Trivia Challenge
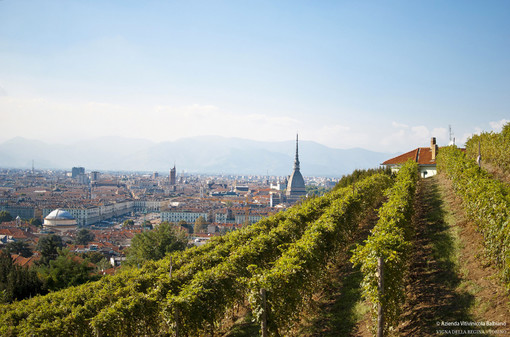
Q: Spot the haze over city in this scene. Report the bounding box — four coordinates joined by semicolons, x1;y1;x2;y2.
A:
1;1;509;154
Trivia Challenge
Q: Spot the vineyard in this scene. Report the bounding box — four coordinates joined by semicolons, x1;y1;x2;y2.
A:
0;172;394;337
1;125;510;336
465;123;510;175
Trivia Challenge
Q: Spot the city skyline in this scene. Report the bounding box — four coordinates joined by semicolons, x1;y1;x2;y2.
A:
1;1;509;153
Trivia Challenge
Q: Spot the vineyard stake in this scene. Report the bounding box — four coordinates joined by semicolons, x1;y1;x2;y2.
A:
175;307;180;337
261;288;268;337
377;256;384;337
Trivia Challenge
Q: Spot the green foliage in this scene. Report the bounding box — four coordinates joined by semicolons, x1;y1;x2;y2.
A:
437;145;510;286
0;251;44;303
0;173;392;336
351;160;419;334
193;216;207;234
466;121;510;173
333;167;393;191
123;219;134;228
4;241;33;258
0;211;13;223
82;251;105;264
305;184;330;197
37;250;97;291
126;222;188;266
29;218;42;227
95;258;111;272
249;174;393;335
36;234;63;266
75;229;95;245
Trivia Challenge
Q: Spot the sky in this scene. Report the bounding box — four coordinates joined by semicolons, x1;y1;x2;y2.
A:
0;0;509;153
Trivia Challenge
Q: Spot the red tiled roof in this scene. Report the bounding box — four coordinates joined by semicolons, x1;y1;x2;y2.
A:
0;228;38;240
382;147;437;166
11;254;40;267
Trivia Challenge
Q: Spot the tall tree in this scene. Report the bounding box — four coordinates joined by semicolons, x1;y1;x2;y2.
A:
0;211;12;223
29;218;42;227
38;250;96;291
126;222;188;266
123;219;134;228
75;229;95;245
4;241;33;258
36;234;63;266
193;216;208;234
0;251;44;303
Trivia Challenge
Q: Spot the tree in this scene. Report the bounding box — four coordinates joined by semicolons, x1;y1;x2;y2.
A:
143;220;153;230
0;211;12;223
193;216;208;234
126;222;188;266
4;241;33;258
123;219;134;228
37;250;96;291
0;251;44;303
29;218;42;227
95;258;111;272
75;229;94;245
36;234;63;266
82;251;105;264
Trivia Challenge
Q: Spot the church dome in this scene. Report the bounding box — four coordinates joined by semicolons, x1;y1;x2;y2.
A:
45;209;75;220
288;170;305;191
44;209;77;231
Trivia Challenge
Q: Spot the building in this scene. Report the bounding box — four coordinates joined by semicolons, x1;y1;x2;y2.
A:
169;165;176;185
43;209;78;232
160;210;209;224
0;205;35;220
285;134;307;204
90;171;101;181
382;137;441;178
72;167;85;178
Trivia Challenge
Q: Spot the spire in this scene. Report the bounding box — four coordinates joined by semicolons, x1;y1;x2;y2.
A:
294;133;300;171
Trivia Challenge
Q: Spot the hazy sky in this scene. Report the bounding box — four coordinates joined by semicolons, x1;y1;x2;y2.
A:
1;1;509;152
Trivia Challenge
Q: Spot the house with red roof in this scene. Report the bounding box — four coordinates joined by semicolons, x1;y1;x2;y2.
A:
382;137;441;178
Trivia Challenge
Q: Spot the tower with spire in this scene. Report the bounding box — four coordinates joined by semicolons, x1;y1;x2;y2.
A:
285;134;306;204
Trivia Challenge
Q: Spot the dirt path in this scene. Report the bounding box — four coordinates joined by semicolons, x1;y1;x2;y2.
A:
399;175;510;336
292;208;380;337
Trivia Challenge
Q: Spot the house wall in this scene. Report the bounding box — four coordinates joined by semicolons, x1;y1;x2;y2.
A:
419;166;437;178
386;164;437;178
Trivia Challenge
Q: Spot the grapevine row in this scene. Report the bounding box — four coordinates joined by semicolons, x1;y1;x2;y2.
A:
351;160;419;334
248;174;393;335
89;182;362;336
437;146;510;285
0;171;385;336
465;122;510;173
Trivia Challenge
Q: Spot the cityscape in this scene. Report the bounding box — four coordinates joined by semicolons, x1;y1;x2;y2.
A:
0;135;335;269
1;1;509;336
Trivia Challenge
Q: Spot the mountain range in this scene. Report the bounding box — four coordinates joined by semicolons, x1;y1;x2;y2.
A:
0;136;394;177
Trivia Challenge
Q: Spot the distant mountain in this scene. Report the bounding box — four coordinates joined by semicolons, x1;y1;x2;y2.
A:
0;136;393;177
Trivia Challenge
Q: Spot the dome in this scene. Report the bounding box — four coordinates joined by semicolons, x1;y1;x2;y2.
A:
45;209;75;220
287;170;305;192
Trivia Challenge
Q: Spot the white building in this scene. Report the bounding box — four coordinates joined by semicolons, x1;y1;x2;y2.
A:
43;209;78;232
161;211;209;223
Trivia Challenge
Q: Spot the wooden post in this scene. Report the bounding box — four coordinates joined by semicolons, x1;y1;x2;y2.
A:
377;257;384;337
477;140;482;169
175;307;179;337
260;288;268;337
169;256;173;279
